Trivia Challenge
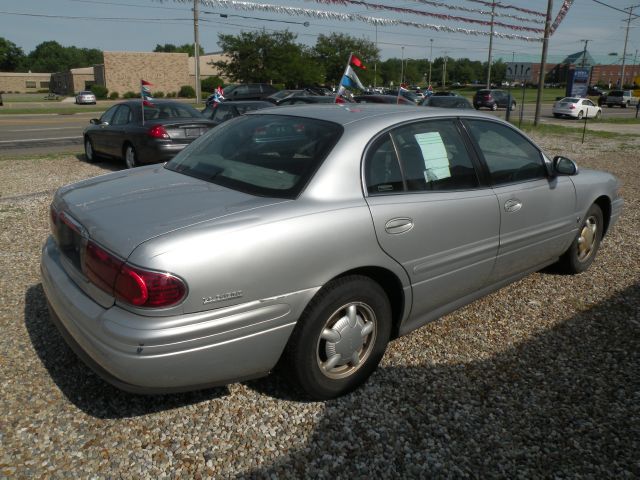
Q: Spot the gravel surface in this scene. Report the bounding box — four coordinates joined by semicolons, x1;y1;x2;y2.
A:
1;133;639;479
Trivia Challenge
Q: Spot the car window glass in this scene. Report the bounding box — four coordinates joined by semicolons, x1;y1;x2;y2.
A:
212;105;235;123
248;85;261;94
466;120;546;185
365;134;404;194
389;120;479;192
100;105;118;124
166;115;343;199
585;99;595;106
111;105;131;125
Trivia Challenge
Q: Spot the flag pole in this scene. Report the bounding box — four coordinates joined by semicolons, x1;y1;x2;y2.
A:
140;79;145;126
336;52;354;104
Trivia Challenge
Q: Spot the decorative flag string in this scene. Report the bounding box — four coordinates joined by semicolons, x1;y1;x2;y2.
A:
166;0;545;41
550;0;574;35
337;53;366;101
141;79;155;125
463;0;546;18
407;0;543;23
307;0;543;28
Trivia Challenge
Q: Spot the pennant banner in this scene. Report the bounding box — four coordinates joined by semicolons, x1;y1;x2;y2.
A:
464;0;546;18
167;0;545;41
550;0;575;35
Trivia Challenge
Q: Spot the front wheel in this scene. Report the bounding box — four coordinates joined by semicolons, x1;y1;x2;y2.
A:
558;204;603;274
124;144;138;169
283;276;391;400
84;137;97;163
595;110;602;119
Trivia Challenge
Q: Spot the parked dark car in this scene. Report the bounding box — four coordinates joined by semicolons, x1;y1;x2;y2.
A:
387;89;421;104
83;100;215;168
277;96;350;105
354;94;415;105
587;85;605;96
473;89;516;111
431;91;461;97
219;83;279;102
420;96;473;109
266;89;319;105
201;100;274;126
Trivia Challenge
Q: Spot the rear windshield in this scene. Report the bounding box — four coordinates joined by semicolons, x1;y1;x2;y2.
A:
165;114;343;199
477;90;491;95
562;98;579;102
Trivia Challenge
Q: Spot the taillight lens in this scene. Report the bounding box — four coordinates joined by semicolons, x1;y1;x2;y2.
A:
335;97;345;104
148;125;170;139
569;104;576;110
82;239;186;308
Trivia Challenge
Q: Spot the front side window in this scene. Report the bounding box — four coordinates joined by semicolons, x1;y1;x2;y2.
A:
100;105;118;124
465;119;546;186
111;105;132;125
166;115;343;199
365;119;479;194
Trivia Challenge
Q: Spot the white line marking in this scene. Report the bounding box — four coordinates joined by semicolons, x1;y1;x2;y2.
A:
0;136;82;144
7;127;83;132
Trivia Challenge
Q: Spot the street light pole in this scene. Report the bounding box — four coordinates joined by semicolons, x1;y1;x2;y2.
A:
428;39;433;87
621;5;639;88
534;0;553;126
400;46;405;85
193;0;201;104
486;1;496;88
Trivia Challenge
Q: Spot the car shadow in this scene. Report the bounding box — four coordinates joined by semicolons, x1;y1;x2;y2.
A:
74;153;123;172
24;284;229;419
244;282;640;477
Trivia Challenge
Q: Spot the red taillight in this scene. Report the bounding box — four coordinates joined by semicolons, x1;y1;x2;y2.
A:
83;240;186;308
569;104;576;110
336;97;345;104
115;264;186;308
148;125;170;139
84;241;124;294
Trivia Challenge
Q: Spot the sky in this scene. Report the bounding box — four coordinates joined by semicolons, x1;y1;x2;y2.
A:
1;0;639;66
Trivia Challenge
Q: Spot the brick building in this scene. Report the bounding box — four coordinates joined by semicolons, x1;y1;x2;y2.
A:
50;67;95;95
0;72;51;93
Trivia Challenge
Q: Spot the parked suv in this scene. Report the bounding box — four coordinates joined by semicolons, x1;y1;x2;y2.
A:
601;89;639;108
473;89;516;111
221;83;278;101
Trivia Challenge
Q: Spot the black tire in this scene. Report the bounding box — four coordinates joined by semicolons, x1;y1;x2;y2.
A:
553;113;561;118
283;275;391;400
577;110;583;120
84;137;97;163
558;204;603;274
595;110;602;119
124;144;138;169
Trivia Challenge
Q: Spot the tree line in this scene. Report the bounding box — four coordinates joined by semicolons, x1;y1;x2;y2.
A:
0;33;505;87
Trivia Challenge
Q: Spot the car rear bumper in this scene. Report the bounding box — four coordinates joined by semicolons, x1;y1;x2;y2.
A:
40;237;315;393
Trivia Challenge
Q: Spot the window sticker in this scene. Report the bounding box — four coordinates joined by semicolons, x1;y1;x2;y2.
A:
415;132;451;181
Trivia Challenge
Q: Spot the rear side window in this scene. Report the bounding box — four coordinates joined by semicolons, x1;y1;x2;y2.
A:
365;119;479;195
465;120;546;186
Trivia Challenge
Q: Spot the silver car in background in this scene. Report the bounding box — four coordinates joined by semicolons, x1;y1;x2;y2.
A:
41;106;623;400
75;90;96;105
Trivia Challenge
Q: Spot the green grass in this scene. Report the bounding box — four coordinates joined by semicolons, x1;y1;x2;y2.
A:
515;121;633;139
592;116;640;124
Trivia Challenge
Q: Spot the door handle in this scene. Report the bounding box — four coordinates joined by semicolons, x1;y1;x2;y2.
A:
504;199;523;213
384;217;414;234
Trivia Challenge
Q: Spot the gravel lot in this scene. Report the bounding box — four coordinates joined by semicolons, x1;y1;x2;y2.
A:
1;131;639;478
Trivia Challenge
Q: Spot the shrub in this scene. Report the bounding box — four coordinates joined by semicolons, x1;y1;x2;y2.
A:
90;85;109;100
178;85;196;98
123;91;138;99
166;91;176;98
201;76;225;94
109;91;119;100
154;91;165;98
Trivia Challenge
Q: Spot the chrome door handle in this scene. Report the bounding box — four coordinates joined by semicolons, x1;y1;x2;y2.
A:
504;199;522;213
384;217;414;234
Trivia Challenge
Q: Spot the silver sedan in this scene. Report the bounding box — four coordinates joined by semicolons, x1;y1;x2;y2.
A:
41;106;623;399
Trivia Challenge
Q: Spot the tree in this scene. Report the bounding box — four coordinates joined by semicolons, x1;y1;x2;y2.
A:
214;30;323;87
24;41;103;73
313;33;379;87
0;38;25;72
154;43;204;57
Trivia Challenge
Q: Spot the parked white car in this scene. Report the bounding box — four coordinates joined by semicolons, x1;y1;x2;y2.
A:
75;91;96;105
552;97;601;119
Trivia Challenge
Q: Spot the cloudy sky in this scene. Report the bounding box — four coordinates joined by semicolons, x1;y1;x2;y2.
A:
1;0;638;65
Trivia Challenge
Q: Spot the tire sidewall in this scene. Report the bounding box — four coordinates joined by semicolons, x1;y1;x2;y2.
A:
125;144;137;169
84;137;95;163
566;204;603;273
286;276;391;400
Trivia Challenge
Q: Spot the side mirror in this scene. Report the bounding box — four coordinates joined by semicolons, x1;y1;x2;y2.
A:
553;156;578;176
89;118;101;125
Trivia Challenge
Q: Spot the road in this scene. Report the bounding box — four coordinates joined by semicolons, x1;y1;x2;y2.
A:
0;104;637;156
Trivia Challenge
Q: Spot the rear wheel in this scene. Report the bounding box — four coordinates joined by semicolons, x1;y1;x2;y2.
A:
577;110;583;120
558;204;603;274
283;275;391;400
124;144;138;169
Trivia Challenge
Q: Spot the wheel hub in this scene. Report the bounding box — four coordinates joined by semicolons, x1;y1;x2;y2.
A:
317;303;376;379
577;216;597;261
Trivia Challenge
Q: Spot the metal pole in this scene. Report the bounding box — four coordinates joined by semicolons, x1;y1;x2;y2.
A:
621;6;639;88
400;46;405;85
486;1;496;88
534;0;553;126
442;53;447;88
374;23;378;89
193;0;201;104
428;39;433;87
580;39;589;67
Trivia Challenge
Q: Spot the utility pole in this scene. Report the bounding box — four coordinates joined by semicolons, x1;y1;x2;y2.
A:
400;46;405;85
374;23;378;88
193;0;201;104
442;52;448;88
428;39;433;86
486;1;496;88
580;39;590;67
621;5;639;88
534;0;553;126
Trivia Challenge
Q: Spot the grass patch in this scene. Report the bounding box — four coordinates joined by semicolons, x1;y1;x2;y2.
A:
515;121;633;139
0;107;105;115
593;117;640;124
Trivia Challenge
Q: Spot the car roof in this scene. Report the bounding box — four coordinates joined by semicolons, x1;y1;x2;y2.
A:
251;104;499;129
